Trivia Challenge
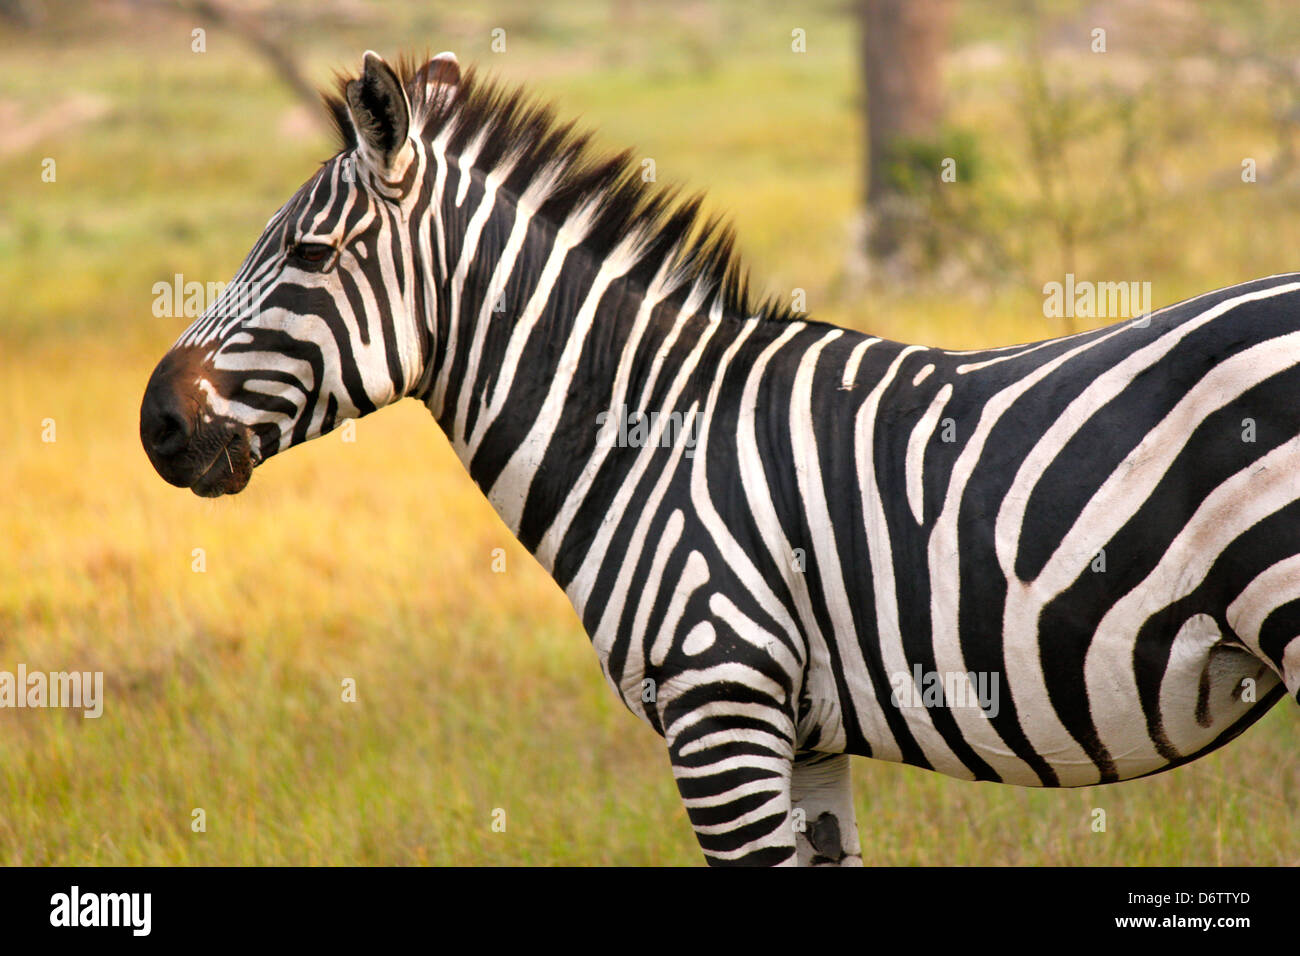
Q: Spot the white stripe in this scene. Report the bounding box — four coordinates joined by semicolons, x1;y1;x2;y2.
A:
855;346;966;772
566;305;722;619
533;254;677;569
487;225;652;532
928;322;1133;785
432;159;516;416
462;196;603;457
840;337;878;388
453;125;490;208
586;401;699;685
904;383;952;525
789;329;867;756
683;318;811;704
1227;554;1300;667
626;509;686;678
451;162;566;449
708;593;801;680
648;550;709;668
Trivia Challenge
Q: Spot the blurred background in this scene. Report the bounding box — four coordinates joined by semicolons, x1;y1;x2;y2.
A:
2;0;1299;864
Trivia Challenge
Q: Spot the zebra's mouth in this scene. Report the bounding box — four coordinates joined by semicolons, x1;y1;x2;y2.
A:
189;429;255;498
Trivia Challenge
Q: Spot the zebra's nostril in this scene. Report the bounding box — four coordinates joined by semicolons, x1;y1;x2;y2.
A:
149;409;189;457
140;366;196;470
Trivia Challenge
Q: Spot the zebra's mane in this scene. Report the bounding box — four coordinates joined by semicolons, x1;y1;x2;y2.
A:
322;56;798;323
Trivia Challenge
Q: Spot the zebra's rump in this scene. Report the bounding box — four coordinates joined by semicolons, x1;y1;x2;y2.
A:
829;614;1284;788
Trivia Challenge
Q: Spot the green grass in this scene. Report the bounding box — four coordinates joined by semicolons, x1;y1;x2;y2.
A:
2;0;1298;864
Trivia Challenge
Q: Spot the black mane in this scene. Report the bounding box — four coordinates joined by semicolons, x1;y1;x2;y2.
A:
322;56;797;323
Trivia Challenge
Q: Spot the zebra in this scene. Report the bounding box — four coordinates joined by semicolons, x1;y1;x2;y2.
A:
140;50;1300;866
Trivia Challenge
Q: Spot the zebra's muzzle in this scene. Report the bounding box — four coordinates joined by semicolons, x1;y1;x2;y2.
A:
141;411;254;498
140;349;256;497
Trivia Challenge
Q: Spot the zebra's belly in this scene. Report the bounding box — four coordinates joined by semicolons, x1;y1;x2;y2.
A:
841;617;1283;788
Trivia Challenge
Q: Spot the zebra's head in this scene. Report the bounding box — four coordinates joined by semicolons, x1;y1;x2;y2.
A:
140;51;460;496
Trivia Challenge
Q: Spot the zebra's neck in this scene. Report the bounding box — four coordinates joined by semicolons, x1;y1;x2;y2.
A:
414;162;738;577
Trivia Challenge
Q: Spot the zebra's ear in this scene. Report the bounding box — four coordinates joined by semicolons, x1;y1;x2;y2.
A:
345;50;412;176
417;51;461;112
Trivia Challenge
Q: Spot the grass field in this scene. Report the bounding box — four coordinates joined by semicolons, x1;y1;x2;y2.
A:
2;0;1299;864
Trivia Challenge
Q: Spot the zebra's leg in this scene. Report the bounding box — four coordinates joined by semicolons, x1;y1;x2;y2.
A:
664;701;798;866
791;751;863;866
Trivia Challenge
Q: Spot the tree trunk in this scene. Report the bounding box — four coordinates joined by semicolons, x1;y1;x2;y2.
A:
859;0;953;262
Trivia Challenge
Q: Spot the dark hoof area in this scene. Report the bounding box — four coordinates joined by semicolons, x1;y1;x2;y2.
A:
808;811;845;864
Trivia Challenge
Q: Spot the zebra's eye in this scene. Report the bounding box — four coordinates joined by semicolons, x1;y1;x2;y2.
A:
288;242;334;268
